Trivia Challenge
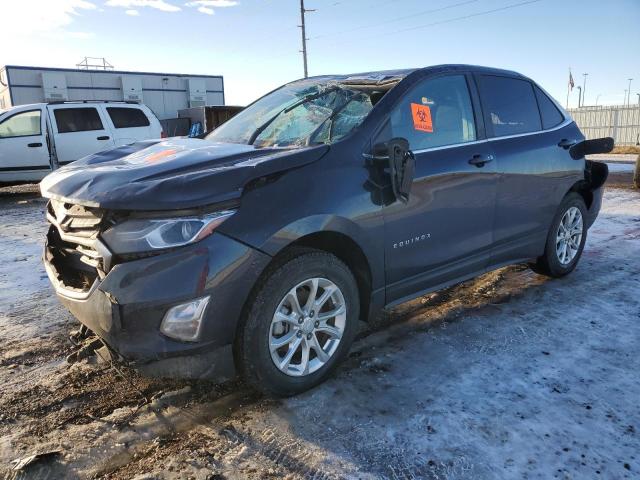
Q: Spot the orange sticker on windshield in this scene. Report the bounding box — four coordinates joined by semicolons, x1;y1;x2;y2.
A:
411;103;433;133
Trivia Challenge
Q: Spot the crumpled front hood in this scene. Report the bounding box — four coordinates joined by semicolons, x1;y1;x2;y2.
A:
40;138;329;211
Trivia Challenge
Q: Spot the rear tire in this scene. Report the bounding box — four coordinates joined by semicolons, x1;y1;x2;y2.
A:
531;192;587;278
238;249;359;397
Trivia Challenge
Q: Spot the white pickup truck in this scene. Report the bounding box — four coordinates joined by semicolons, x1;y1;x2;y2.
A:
0;101;164;185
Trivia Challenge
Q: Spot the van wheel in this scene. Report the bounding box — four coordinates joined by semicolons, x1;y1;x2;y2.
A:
531;192;587;278
238;249;359;397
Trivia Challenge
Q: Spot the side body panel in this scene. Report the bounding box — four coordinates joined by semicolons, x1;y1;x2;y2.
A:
0;105;51;182
383;141;497;302
100;104;162;147
47;104;117;165
217;142;387;296
488;121;585;265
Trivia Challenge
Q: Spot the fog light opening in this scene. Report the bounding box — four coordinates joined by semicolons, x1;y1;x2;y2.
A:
160;296;210;342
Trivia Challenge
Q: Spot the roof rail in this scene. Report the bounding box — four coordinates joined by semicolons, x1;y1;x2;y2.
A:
46;100;141;105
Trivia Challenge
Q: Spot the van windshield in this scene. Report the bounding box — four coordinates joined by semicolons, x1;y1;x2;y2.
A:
205;80;378;148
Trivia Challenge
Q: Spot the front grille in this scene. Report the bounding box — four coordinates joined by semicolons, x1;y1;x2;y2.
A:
45;200;110;292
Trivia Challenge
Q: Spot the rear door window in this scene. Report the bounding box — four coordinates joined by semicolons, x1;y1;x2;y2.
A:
477;75;541;137
534;86;564;129
106;107;150;128
388;74;476;150
54;108;104;133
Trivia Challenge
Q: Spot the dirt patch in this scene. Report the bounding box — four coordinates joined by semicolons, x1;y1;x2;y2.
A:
606;170;636;190
611;145;640;155
0;359;240;439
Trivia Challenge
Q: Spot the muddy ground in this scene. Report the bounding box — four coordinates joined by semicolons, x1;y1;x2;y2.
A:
0;171;638;479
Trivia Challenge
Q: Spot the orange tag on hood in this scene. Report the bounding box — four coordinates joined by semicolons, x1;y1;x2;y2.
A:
145;149;179;163
411;103;433;132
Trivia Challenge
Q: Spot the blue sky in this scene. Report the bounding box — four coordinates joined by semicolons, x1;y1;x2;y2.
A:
2;0;639;107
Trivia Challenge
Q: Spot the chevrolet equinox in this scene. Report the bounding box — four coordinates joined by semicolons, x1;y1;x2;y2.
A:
41;65;612;396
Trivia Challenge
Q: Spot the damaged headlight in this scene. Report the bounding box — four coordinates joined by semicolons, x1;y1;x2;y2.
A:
101;210;235;255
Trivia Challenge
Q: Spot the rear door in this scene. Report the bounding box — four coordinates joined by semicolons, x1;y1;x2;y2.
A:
475;74;581;265
0;107;50;179
380;73;498;303
48;105;116;165
102;105;154;146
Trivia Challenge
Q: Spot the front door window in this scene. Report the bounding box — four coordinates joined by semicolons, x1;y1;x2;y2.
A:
388;75;476;150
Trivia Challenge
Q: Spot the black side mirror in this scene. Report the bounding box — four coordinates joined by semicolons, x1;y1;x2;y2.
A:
569;137;614;160
372;137;415;203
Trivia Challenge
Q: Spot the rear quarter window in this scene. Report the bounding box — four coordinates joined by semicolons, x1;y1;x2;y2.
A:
54;108;104;133
107;107;151;129
477;75;542;137
534;85;564;129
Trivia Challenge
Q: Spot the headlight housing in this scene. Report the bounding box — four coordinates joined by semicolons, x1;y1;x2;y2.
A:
101;210;235;255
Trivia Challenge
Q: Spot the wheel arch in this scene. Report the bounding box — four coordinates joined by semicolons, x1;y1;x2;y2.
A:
566;160;609;209
232;226;376;374
567;179;594;209
286;231;373;323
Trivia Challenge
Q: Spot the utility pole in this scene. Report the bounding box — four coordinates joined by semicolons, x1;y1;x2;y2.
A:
299;0;315;78
595;94;601;106
637;93;640;106
627;78;633;106
582;73;588;107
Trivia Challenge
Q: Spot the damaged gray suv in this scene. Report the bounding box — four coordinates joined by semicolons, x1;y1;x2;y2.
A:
41;65;612;396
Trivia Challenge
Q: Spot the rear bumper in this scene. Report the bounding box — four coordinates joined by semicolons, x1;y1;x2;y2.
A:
45;232;271;380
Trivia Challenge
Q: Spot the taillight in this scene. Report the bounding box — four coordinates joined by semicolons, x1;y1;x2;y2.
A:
161;130;167;139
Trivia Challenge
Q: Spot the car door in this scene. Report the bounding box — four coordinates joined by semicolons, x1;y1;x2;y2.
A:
474;74;582;265
379;73;498;303
0;107;51;179
48;105;116;165
102;105;153;146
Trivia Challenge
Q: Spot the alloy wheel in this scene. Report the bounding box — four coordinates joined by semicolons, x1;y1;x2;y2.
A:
269;277;346;377
556;206;583;265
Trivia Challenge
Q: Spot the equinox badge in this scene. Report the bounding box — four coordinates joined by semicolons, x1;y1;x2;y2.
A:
393;233;431;249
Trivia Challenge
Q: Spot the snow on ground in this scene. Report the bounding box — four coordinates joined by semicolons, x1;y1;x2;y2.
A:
606;163;635;173
0;185;638;479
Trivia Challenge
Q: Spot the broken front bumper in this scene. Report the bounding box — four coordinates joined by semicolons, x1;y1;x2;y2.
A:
44;231;271;381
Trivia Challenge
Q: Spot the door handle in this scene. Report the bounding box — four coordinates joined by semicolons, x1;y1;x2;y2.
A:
27;142;43;148
557;138;577;149
468;153;494;167
97;136;110;140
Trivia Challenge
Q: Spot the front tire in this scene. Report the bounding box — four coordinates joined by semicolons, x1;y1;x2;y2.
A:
531;192;588;278
238;249;359;397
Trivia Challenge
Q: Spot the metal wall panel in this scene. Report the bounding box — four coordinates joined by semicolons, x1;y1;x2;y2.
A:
4;66;225;120
567;105;640;146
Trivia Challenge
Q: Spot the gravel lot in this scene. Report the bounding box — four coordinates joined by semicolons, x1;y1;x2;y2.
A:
0;178;638;479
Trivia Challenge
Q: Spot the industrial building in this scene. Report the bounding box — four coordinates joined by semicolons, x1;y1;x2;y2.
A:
0;65;225;120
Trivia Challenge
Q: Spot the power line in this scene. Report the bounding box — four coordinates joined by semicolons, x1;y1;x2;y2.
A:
385;0;541;35
315;0;542;48
310;0;481;40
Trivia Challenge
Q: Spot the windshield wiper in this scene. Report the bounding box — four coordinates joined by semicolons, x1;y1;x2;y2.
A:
247;85;343;146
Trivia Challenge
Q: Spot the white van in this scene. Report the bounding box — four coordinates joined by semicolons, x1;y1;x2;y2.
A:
0;101;164;185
